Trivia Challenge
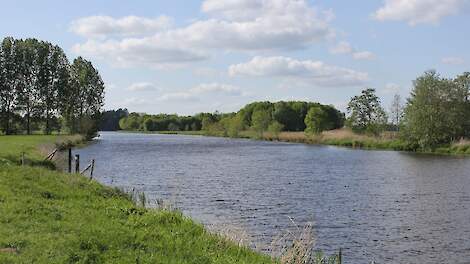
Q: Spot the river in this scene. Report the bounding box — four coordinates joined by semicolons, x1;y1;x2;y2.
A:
76;131;470;263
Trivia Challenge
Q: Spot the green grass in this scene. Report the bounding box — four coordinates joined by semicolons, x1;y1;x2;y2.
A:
0;134;85;165
0;135;274;263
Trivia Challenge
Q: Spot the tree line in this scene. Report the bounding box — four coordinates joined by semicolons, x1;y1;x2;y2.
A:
117;101;345;138
0;37;105;138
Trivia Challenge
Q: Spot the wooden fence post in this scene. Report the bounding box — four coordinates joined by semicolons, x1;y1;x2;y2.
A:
90;159;95;180
68;148;72;173
338;248;342;264
75;154;80;173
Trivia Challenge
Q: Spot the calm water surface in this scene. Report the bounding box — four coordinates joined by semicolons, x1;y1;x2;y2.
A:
77;132;470;264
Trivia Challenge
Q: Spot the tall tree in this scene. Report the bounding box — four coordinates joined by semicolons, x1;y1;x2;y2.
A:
304;107;331;134
0;37;20;134
454;72;470;137
69;57;105;137
251;109;272;136
389;94;404;131
347;88;387;134
16;39;41;134
402;71;466;149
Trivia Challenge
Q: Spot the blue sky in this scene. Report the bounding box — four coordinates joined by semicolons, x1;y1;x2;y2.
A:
1;0;469;115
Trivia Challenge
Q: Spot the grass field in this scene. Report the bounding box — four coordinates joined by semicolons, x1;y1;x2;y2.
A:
0;135;275;263
0;134;85;166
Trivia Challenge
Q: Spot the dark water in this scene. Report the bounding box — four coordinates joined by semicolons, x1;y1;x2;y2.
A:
76;132;470;263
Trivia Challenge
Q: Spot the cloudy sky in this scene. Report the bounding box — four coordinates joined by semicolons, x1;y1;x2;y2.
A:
1;0;469;114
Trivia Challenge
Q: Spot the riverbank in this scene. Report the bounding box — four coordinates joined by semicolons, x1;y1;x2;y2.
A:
156;128;470;155
157;128;404;149
0;135;274;263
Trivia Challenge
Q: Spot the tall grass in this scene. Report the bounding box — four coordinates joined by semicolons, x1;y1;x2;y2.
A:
261;128;407;152
272;219;342;264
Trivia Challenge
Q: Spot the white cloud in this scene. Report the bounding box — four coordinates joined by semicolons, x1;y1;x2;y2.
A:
193;67;220;77
157;92;198;102
70;15;172;38
442;56;465;65
122;97;150;107
156;83;244;102
72;39;208;68
373;0;466;25
229;56;368;87
71;0;336;67
189;83;242;96
352;51;376;60
127;82;159;92
201;0;264;21
161;0;335;51
330;41;376;60
330;41;353;54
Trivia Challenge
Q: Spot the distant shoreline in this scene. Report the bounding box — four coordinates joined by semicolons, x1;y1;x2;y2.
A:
115;129;470;156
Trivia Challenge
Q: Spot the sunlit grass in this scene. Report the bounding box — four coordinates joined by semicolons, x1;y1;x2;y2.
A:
0;134;85;166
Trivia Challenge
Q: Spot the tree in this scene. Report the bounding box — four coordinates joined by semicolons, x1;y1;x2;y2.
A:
389;94;404;131
0;37;105;136
272;102;297;131
99;108;129;131
225;114;244;138
454;72;470;137
67;57;105;137
16;39;41;134
401;71;466;150
268;121;284;138
0;37;20;134
304;107;331;134
251;109;272;136
347;88;387;134
35;42;69;134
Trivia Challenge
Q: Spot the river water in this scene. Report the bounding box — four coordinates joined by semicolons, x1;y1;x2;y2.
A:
76;132;470;263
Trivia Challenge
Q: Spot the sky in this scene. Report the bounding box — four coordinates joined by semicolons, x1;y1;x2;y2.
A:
1;0;469;115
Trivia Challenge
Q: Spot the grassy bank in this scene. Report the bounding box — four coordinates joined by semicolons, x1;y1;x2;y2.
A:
0;135;274;263
0;134;86;166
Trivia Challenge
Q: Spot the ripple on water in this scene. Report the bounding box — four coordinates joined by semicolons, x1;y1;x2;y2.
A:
77;132;470;264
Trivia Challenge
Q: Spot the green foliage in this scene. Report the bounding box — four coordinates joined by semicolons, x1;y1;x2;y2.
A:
251;109;272;135
220;114;244;138
99;109;129;131
272;102;301;131
238;101;343;132
401;71;470;150
118;102;344;140
305;107;331;134
0;37;104;138
347;88;387;135
268;121;284;138
120;113;203;133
